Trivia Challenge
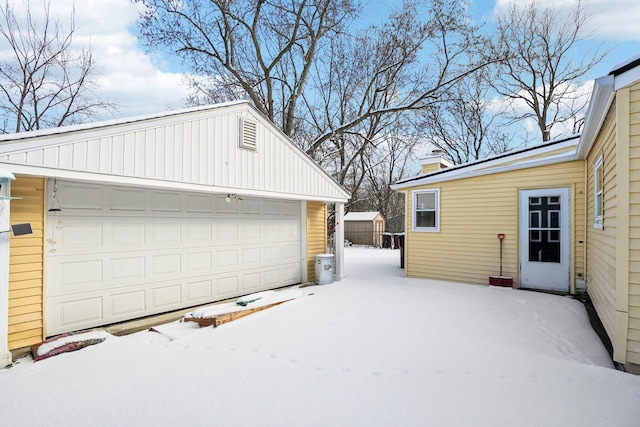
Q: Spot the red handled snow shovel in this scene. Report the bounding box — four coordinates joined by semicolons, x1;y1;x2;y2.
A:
489;234;513;287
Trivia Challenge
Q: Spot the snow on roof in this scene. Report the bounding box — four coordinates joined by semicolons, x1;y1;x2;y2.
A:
392;135;580;189
344;211;382;221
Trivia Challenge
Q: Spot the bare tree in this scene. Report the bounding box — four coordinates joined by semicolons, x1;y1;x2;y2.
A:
0;0;116;133
358;131;420;220
492;0;607;142
137;0;498;140
136;0;500;219
418;70;516;164
137;0;358;137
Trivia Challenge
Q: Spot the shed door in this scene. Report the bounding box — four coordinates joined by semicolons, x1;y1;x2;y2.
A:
45;182;302;335
519;188;570;292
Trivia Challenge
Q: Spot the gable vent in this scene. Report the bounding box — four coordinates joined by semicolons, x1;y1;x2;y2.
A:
239;117;257;150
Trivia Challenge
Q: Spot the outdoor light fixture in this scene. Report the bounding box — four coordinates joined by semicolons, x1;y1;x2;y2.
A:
225;194;242;204
48;178;62;212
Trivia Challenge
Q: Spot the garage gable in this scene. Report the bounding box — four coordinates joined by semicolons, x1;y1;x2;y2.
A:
0;101;349;202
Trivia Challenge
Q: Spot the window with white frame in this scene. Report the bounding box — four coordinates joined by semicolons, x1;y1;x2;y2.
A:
413;189;440;232
594;156;603;228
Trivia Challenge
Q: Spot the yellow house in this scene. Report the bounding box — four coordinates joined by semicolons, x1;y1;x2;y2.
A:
392;55;640;374
0;101;349;367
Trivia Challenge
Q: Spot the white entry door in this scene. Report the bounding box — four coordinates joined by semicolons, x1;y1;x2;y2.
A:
519;188;570;292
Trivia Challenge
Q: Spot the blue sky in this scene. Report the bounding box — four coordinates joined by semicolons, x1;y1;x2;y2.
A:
1;0;639;122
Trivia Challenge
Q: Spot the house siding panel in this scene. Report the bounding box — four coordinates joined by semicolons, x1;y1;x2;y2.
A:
8;177;45;350
404;161;585;287
586;101;618;342
627;81;640;366
306;202;327;281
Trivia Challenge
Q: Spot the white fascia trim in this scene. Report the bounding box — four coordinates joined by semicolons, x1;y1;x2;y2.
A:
576;75;615;159
2;164;350;203
392;140;578;190
0;101;251;143
614;65;640;91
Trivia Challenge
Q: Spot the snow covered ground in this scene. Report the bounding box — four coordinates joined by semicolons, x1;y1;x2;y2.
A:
2;247;640;426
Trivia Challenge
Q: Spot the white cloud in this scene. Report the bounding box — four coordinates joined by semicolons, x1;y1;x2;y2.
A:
0;0;190;121
490;0;640;42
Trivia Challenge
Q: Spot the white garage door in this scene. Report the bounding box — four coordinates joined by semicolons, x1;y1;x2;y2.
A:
45;182;302;335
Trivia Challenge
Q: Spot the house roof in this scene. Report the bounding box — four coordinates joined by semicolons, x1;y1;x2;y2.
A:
577;55;640;159
393;54;640;191
0;101;350;203
344;211;383;221
391;135;580;190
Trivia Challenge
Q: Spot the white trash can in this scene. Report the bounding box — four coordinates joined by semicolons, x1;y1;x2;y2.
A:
314;253;335;285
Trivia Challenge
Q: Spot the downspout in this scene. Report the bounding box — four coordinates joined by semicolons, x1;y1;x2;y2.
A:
334;202;346;281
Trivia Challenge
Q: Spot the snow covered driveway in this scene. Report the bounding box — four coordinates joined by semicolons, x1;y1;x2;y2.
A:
1;247;640;426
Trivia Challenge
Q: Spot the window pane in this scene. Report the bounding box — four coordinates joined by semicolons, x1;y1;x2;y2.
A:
529;211;540;228
549;211;560;228
416;192;435;210
530;230;541;242
416;211;435;228
530;197;541;205
549;196;560;205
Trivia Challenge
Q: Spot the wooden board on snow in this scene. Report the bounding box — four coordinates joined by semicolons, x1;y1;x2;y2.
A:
183;299;293;327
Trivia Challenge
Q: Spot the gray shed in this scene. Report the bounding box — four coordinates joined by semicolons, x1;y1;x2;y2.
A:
344;211;385;247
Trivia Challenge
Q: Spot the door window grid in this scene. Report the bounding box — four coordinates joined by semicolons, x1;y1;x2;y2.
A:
528;196;561;263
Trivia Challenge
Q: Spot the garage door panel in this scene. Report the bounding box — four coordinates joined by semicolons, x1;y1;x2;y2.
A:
241;272;262;292
151;191;181;212
46;183;302;335
112;290;146;317
242;223;261;241
152;253;182;275
60;223;103;247
283;243;300;261
217;276;239;296
282;265;301;283
185;279;214;302
151;285;182;309
216;249;239;269
58;259;104;288
112;223;146;246
186;194;213;213
186;251;213;272
111;188;145;211
112;256;146;281
152;223;182;244
187;223;213;242
56;296;104;331
217;222;239;241
60;184;103;210
241;198;262;214
263;269;280;287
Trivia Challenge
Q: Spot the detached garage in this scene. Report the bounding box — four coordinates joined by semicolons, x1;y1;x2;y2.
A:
0;101;349;365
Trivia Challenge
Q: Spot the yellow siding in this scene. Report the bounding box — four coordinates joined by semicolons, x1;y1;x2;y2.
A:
8;177;45;350
586;103;618;343
627;82;640;365
404;161;585;287
306;202;327;282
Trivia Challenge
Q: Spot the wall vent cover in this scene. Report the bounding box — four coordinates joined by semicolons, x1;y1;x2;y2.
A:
239;118;257;150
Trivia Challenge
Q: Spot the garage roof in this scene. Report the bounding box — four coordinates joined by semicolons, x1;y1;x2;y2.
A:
0;101;349;203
